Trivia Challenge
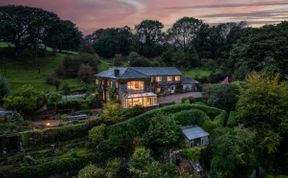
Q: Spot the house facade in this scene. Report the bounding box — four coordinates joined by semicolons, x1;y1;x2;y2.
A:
95;67;198;108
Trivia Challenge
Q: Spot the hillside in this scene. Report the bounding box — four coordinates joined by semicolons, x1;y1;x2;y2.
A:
0;43;110;93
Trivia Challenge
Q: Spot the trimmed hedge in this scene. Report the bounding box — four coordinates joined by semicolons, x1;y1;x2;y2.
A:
21;118;102;149
105;104;228;155
9;154;94;178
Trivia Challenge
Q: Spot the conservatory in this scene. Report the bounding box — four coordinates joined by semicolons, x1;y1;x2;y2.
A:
122;92;158;108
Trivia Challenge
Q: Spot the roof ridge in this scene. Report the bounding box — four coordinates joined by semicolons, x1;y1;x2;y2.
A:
128;67;149;77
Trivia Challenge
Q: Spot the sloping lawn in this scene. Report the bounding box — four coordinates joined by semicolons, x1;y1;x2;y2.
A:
1;53;83;93
184;68;212;78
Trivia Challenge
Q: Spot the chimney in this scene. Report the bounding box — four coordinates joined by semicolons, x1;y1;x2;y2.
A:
114;69;120;77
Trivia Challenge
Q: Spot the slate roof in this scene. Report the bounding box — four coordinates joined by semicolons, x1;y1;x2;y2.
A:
181;125;209;140
130;67;182;76
95;67;182;79
182;77;199;84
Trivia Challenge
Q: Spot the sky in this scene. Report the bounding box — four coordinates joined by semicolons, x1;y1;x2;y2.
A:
1;0;288;34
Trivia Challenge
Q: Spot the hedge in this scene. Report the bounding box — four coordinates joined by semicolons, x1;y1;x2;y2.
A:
105;104;228;155
9;154;94;178
20;118;102;149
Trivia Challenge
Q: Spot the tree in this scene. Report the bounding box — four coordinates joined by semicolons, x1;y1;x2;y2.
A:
209;126;256;178
0;75;10;102
105;158;121;178
88;124;106;145
45;20;83;52
113;54;123;67
47;92;62;113
206;84;239;111
103;102;121;123
78;64;94;83
78;164;106;178
127;52;151;67
168;17;206;50
229;22;288;79
143;112;180;151
3;85;47;115
87;26;132;58
135;20;164;57
0;5;59;54
236;72;288;176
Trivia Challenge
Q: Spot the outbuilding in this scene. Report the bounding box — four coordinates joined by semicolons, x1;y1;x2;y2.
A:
181;125;209;148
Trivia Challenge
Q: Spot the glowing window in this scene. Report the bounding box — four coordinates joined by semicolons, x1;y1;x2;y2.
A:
167;76;173;82
127;81;144;91
175;76;181;81
156;87;161;93
155;76;162;82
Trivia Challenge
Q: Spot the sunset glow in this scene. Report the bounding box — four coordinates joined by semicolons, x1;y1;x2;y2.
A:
1;0;288;34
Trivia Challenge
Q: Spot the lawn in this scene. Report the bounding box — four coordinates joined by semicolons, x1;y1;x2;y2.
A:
184;68;212;78
0;52;83;93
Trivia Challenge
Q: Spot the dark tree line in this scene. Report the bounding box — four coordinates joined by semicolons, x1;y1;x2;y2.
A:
0;5;83;55
1;5;288;81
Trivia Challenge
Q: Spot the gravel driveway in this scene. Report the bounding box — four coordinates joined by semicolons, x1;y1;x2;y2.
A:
158;92;203;104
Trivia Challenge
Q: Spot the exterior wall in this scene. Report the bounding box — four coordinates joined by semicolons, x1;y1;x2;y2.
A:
151;75;182;95
186;136;209;148
183;83;197;92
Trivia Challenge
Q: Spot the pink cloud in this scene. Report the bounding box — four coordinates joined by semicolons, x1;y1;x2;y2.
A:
0;0;287;34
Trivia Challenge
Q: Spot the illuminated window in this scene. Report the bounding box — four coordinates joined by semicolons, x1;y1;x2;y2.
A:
167;76;173;82
127;81;144;91
156;87;161;93
96;79;99;85
155;76;162;82
175;76;181;81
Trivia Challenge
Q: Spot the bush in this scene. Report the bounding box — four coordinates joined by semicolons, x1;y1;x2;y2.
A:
78;164;105;178
88;124;106;145
183;146;206;162
11;154;93;178
3;85;47;115
20;118;102;149
173;109;210;126
105;104;227;155
103;102;121;123
78;64;94;83
0;75;10;102
205;83;239;111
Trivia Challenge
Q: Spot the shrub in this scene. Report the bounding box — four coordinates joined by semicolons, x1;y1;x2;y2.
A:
3;85;47;115
173;109;209;126
226;111;239;127
205;83;239;111
78;64;94;83
183;146;206;162
0;75;10;102
12;154;93;178
88;124;106;145
78;164;105;178
103;102;121;123
20;118;102;149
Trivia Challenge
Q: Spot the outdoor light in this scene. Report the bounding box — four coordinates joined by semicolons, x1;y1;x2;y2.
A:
46;122;51;126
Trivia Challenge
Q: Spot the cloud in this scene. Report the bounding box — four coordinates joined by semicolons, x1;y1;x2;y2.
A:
0;0;287;34
168;1;288;9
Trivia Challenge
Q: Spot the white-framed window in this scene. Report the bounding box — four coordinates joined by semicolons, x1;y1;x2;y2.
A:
127;81;144;91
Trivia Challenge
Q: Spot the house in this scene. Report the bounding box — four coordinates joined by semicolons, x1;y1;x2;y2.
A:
181;125;209;147
95;67;199;108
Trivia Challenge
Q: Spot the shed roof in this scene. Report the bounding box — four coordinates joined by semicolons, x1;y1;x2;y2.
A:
181;125;209;140
182;77;199;84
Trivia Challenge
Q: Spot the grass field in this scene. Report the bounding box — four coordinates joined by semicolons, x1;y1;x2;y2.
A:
0;43;111;93
184;68;212;78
